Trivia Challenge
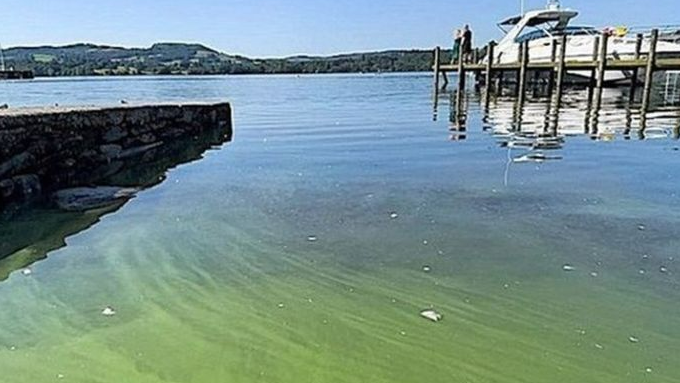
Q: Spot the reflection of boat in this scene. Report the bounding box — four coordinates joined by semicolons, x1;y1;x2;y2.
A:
482;85;680;141
491;1;680;83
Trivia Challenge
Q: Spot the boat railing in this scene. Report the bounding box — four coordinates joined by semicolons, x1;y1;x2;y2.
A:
624;25;680;38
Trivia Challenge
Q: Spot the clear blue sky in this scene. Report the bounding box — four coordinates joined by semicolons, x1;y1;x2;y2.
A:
1;0;678;57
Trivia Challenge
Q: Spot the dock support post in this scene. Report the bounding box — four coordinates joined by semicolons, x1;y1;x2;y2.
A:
629;34;643;104
585;35;600;129
591;32;609;131
641;29;659;129
484;42;495;110
543;40;559;133
456;43;466;116
546;39;558;98
433;47;441;94
517;41;529;109
553;35;568;113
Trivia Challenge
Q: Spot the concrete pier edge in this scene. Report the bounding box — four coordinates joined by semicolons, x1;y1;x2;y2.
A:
0;102;232;207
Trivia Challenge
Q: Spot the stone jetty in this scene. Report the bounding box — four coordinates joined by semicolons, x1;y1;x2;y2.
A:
0;102;232;207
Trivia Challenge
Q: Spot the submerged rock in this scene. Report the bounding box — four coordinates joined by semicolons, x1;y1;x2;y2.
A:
420;309;443;322
52;186;138;211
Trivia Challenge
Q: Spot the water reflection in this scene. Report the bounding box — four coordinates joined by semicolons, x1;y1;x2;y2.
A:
438;76;680;151
0;124;232;281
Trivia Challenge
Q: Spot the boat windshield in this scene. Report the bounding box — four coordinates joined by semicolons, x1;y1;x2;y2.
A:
516;26;598;43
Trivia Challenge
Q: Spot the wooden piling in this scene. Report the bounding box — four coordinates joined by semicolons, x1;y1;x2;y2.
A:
455;42;467;116
585;35;600;131
457;45;466;94
433;47;441;94
554;35;568;109
517;41;529;107
629;34;643;104
591;32;609;128
641;29;659;127
549;35;568;130
546;39;558;97
484;42;495;109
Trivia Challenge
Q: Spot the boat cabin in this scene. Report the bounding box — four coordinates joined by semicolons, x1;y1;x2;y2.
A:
497;8;583;45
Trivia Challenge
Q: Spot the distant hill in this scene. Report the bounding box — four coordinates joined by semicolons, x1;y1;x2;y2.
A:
1;43;443;76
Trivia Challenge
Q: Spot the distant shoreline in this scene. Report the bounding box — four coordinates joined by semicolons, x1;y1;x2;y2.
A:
1;43;450;78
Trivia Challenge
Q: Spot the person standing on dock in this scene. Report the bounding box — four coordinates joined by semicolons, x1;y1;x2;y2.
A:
452;29;462;64
462;25;473;63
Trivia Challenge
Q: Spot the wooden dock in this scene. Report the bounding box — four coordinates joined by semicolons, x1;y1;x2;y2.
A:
433;29;680;130
0;70;34;80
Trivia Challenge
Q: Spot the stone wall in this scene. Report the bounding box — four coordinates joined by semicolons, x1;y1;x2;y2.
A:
0;103;232;207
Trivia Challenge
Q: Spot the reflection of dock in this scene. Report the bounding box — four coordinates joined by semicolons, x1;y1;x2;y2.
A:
439;78;680;168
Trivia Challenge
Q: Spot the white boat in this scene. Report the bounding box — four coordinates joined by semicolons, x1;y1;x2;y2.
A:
490;1;680;83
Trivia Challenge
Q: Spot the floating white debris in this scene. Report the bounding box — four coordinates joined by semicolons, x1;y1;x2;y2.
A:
420;309;443;322
9;346;16;351
422;266;432;273
660;266;668;273
57;374;64;379
101;306;117;317
590;272;599;278
389;212;399;219
21;268;32;276
629;336;640;343
645;367;653;373
638;224;647;231
422;240;429;246
562;264;576;272
639;269;646;275
277;303;285;309
400;331;407;336
595;343;604;350
307;235;318;242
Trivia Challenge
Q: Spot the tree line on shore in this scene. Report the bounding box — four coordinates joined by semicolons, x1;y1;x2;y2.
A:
2;43;447;76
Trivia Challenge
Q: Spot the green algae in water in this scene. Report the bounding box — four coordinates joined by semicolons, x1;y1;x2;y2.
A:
0;75;679;382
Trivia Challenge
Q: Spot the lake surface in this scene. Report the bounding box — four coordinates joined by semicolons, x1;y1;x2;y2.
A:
1;74;680;383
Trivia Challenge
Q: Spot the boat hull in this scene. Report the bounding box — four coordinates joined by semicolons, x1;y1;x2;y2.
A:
493;35;680;85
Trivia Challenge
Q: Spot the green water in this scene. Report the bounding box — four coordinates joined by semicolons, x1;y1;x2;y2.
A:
0;75;679;382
